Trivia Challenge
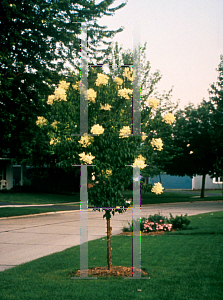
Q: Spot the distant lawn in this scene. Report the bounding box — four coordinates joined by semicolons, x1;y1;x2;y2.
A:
0;205;79;218
203;189;223;194
0;192;80;205
0;211;222;300
122;190;223;205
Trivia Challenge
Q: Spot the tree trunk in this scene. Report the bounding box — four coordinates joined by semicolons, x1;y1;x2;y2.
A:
159;173;162;183
200;174;206;198
144;177;148;184
20;164;24;186
106;212;112;270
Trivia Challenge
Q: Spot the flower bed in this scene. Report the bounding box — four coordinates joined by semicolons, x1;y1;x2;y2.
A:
122;213;190;233
142;219;172;232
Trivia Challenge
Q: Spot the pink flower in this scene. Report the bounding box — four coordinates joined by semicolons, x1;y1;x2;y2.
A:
159;220;163;222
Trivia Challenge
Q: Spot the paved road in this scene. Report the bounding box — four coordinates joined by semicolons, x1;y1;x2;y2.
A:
0;200;223;272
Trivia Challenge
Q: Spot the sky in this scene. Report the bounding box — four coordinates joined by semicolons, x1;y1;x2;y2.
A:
96;0;223;109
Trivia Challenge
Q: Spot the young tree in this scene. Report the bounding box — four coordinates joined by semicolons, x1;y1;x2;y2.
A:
0;0;127;161
36;52;176;270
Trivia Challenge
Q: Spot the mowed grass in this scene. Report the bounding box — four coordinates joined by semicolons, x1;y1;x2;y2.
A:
122;190;223;205
204;189;223;195
0;206;79;218
0;193;80;217
0;190;222;206
0;211;222;300
0;192;80;205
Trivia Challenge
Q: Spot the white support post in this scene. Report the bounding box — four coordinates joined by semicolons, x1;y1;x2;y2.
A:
124;22;150;279
71;22;97;280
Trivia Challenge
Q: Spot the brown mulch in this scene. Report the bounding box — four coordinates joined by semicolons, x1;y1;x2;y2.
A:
118;230;175;236
71;266;148;277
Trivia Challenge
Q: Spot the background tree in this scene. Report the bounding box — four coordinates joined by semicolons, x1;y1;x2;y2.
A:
208;55;223;178
160;55;223;198
0;0;126;163
162;101;216;198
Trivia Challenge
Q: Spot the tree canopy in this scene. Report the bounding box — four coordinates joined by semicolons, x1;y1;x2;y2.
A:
208;54;223;178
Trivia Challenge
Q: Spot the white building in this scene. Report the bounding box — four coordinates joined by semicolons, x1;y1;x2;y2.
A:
0;158;13;190
192;174;222;190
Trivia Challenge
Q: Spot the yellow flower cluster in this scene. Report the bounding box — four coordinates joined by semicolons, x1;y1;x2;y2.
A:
95;73;109;86
79;152;95;164
133;154;146;169
146;98;160;109
59;81;70;91
118;88;133;100
114;77;123;86
119;126;131;138
51;121;59;128
151;138;163;151
162;113;176;125
90;124;104;135
36;116;47;127
123;67;133;82
102;169;112;178
100;103;112;111
50;138;60;145
78;136;94;148
72;81;80;91
87;88;97;103
141;132;147;142
151;182;164;195
47;81;70;104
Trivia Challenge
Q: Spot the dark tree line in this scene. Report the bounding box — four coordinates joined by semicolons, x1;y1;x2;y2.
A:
0;0;126;162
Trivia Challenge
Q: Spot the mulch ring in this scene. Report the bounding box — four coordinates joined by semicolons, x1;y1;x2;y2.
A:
70;266;149;277
118;229;176;236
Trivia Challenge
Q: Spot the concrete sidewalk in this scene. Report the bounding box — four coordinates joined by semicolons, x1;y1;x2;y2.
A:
0;200;223;272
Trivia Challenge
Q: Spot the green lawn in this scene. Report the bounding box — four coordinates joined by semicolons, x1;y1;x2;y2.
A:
0;192;80;205
203;189;223;194
122;190;223;205
1;190;222;206
0;206;79;218
0;211;222;300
